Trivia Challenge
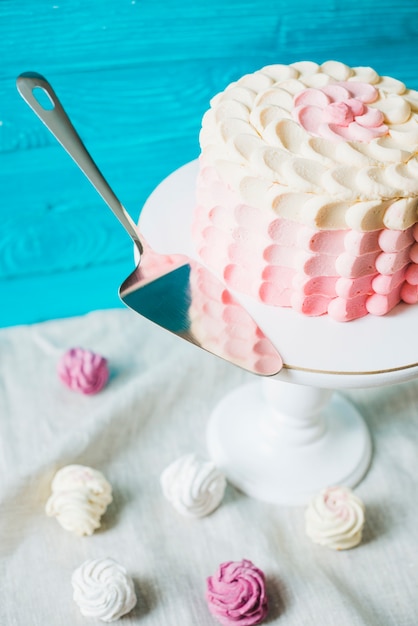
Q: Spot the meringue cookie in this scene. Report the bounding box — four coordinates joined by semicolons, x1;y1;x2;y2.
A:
72;557;137;622
160;453;226;517
206;559;268;626
305;485;365;550
58;347;109;394
46;464;112;536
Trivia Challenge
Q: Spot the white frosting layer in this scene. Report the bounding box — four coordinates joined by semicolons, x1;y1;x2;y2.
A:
160;453;226;517
200;61;418;231
45;464;112;536
305;486;365;550
72;557;137;622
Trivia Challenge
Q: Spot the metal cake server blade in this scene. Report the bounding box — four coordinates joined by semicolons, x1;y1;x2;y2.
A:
16;72;283;375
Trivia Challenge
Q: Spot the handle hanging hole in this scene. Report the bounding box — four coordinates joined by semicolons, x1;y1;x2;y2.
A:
32;86;55;111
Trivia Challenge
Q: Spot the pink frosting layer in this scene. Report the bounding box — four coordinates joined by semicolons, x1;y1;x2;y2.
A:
193;163;418;321
292;81;388;142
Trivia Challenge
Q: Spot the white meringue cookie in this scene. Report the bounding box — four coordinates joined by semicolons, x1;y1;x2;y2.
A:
160;453;226;517
45;464;112;536
305;485;365;550
72;557;137;622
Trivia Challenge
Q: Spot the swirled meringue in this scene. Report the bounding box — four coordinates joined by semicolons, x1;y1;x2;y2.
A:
45;464;112;536
206;559;268;626
58;347;109;394
305;485;365;550
160;453;226;517
72;557;137;622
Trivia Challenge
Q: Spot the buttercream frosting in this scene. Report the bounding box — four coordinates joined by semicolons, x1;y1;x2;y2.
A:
72;557;137;622
160;453;226;517
293;81;388;142
200;60;418;229
206;559;268;625
45;464;112;536
58;347;109;394
305;485;365;550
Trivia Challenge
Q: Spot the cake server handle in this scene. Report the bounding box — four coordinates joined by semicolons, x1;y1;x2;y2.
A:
16;72;143;255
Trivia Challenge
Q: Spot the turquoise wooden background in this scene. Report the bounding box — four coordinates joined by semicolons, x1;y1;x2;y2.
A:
1;0;418;326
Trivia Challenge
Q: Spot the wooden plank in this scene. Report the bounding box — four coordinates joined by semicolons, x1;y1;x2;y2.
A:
2;1;418;77
1;0;418;325
0;261;129;327
0;58;270;284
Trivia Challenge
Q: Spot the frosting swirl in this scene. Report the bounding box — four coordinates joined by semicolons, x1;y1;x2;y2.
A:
293;82;388;142
305;486;365;550
72;557;137;622
45;464;112;536
206;559;268;625
200;60;418;231
58;347;109;394
160;453;226;517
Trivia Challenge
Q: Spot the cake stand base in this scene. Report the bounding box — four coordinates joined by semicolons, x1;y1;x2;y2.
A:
207;379;372;505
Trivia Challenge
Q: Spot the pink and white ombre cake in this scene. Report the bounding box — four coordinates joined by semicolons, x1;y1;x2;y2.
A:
192;60;418;321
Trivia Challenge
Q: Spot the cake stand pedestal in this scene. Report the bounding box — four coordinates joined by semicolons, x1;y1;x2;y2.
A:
140;160;418;505
207;381;370;505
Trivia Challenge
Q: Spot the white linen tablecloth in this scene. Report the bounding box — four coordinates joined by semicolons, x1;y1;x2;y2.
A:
0;309;417;625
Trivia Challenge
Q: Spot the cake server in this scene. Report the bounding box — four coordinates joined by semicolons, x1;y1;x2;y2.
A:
16;72;283;375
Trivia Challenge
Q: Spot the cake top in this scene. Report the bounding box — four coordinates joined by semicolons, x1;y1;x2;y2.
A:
200;61;418;231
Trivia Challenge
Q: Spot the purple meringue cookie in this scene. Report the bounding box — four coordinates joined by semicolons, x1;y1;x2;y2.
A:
58;347;109;395
206;559;268;625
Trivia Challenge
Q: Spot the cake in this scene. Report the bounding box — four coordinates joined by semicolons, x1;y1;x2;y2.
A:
192;60;418;321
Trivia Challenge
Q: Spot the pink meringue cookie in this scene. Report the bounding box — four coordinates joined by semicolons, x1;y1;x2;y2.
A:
58;347;109;395
206;559;268;626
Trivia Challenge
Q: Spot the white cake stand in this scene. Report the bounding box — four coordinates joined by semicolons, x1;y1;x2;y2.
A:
140;160;418;505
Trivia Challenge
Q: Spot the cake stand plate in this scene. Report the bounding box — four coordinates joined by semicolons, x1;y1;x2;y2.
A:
140;160;418;504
